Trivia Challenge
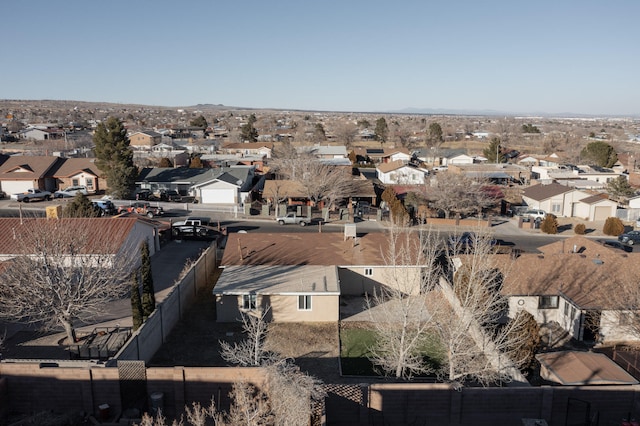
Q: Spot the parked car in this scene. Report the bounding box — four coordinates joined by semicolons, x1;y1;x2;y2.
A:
117;202;164;218
159;189;182;202
172;216;217;240
618;231;640;245
54;185;89;198
91;199;117;216
521;209;547;221
11;188;52;202
598;239;633;252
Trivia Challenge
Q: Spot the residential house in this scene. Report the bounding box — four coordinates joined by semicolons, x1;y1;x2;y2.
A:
219;142;273;159
0;217;159;262
192;168;255;205
573;194;618;221
298;145;348;159
21;127;66;141
376;160;429;185
216;232;425;323
502;236;640;343
443;153;474;166
262;177;376;208
447;163;530;185
50;158;104;194
354;147;411;164
129;131;162;150
214;265;340;322
0;155;61;194
136;167;216;196
521;183;592;217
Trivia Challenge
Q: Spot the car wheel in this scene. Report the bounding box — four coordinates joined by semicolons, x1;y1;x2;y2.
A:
23;198;30;203
629;240;635;245
278;220;285;225
45;196;51;201
147;212;154;218
300;221;307;226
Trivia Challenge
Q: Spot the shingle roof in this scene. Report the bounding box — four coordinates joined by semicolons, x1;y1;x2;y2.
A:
536;351;638;385
522;183;574;201
214;265;340;295
579;193;611;204
502;236;640;309
50;158;103;178
0;217;141;255
377;160;405;173
221;232;393;266
0;156;62;180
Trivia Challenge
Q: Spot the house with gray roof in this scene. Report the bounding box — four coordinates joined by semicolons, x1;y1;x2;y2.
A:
191;166;255;204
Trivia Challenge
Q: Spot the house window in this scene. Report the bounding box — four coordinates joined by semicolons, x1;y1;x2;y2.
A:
298;295;312;311
72;178;79;186
242;294;256;310
86;178;94;190
364;268;373;276
538;295;559;309
570;306;576;318
551;203;561;213
564;302;570;316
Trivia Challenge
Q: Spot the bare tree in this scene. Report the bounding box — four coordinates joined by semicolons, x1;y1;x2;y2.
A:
220;308;275;367
366;227;444;378
433;231;531;386
0;219;135;343
333;121;358;148
427;173;496;219
270;140;309;180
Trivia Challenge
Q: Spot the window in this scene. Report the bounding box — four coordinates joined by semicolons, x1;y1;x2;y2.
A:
242;294;256;310
538;295;559;309
570;306;576;318
551;203;561;213
86;178;94;190
564;302;570;316
298;295;311;311
364;268;373;276
72;178;79;186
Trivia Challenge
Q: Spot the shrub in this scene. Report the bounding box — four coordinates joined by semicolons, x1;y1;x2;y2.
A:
540;214;558;234
574;223;586;235
603;217;624;236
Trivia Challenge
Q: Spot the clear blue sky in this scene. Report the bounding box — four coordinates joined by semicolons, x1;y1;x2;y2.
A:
5;0;639;116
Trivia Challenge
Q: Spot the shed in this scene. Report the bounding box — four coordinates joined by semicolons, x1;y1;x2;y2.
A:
536;351;639;385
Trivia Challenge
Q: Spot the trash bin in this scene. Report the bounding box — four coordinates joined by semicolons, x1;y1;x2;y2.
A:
98;404;110;420
150;392;164;415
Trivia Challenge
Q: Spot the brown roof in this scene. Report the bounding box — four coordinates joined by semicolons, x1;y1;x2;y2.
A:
0;218;141;255
263;180;307;198
0;156;62;180
222;142;274;150
502;236;640;309
579;193;610;204
221;232;394;266
50;158;103;178
522;183;573;201
536;351;638;385
377;160;405;173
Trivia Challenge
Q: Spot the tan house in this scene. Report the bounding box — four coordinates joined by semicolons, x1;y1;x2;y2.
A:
129;131;162;150
0;155;62;194
214;265;340;322
51;158;104;193
217;232;424;323
502;236;640;343
219;142;273;159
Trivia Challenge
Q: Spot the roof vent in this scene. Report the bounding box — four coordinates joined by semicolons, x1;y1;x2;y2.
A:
592;259;604;265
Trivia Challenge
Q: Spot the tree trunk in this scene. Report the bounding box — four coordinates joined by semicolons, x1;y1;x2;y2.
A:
62;318;76;343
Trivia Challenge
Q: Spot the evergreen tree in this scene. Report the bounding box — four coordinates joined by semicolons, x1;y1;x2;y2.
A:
93;117;137;199
375;117;388;144
607;175;636;199
240;121;258;142
428;122;443;145
189;115;208;128
140;241;155;319
63;193;99;217
580;141;618;168
130;270;144;331
483;137;505;163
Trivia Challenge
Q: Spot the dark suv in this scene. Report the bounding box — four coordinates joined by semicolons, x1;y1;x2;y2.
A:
618;230;640;245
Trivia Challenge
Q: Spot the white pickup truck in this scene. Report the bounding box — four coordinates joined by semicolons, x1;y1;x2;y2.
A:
276;212;312;226
11;188;52;202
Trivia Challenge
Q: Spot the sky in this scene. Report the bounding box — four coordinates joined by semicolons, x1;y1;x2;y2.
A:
4;0;640;116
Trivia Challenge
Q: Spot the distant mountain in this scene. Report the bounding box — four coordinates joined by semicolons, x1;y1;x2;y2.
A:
390;107;639;119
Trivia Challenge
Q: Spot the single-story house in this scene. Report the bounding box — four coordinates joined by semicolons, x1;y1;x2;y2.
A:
502;236;640;343
219;142;273;159
444;154;474;166
377;160;429;185
298;145;348;159
521;183;590;217
214;265;340;322
50;158;104;193
0;155;62;194
191;166;255;204
136;167;218;196
0;217;159;262
572;194;618;221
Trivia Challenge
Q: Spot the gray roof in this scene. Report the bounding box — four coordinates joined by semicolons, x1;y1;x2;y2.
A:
214;265;340;295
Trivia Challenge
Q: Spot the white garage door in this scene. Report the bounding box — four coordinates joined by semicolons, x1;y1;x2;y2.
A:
2;181;34;195
201;188;236;204
594;206;610;221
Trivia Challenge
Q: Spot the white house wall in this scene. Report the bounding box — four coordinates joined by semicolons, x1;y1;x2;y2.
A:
339;266;423;295
600;310;638;342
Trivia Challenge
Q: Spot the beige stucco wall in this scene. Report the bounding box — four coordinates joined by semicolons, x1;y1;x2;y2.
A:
215;294;338;323
339;266;423;295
